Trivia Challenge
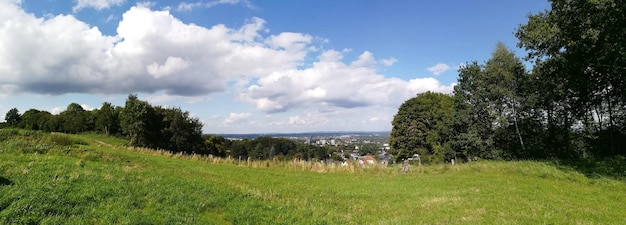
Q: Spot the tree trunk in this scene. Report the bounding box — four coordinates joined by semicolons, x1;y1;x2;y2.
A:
512;99;525;153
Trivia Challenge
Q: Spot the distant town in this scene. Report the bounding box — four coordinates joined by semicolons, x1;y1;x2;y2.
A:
217;131;393;163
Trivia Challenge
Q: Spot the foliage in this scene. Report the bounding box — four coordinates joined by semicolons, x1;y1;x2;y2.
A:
390;91;454;162
94;102;119;136
6;94;206;155
4;108;21;127
120;94;159;148
516;0;626;157
451;43;530;160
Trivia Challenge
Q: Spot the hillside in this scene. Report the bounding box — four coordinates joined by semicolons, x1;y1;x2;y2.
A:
0;130;625;224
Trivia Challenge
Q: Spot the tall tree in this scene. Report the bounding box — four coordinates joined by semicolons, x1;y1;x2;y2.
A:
516;0;626;157
120;94;158;148
59;103;89;133
483;43;529;156
157;107;206;154
4;108;21;127
95;102;118;136
452;62;496;160
452;43;529;160
20;109;51;131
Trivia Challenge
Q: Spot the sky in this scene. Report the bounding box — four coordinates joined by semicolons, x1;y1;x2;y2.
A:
0;0;550;134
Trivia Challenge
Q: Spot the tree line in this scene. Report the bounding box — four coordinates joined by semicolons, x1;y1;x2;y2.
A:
390;0;626;163
2;94;335;161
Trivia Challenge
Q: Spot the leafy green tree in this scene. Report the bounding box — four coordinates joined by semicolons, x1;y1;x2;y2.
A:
20;109;52;131
59;103;89;133
452;43;530;160
516;0;626;157
205;135;231;157
484;43;529;156
390;91;454;162
95;102;119;135
4;108;21;127
250;143;265;160
120;94;158;148
452;62;494;160
157;107;206;154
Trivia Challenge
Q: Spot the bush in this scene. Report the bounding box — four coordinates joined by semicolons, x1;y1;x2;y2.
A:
0;129;19;141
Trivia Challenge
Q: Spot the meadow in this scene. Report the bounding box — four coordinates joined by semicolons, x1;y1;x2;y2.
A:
0;129;625;224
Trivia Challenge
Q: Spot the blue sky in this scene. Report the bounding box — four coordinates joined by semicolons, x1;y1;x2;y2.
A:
0;0;549;133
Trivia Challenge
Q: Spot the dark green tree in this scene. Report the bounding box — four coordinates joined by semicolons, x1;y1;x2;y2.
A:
59;103;89;133
451;61;495;160
20;109;52;131
157;107;206;154
516;0;626;157
120;94;158;148
95;102;119;136
390;91;454;162
250;143;265;160
4;108;21;127
452;43;531;160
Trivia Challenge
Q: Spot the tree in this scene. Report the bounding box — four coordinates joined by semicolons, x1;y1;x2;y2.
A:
451;43;530;160
120;94;158;148
516;0;626;157
59;103;89;133
157;107;206;154
250;143;265;160
20;109;51;131
95;102;119;135
452;62;495;160
483;43;529;156
390;91;454;162
4;108;21;127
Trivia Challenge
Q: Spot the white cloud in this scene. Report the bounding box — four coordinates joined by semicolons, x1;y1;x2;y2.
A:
176;0;253;12
0;2;312;96
146;56;190;78
0;1;457;133
144;94;206;105
380;57;397;66
427;63;451;75
73;0;126;12
50;107;64;115
80;104;95;111
223;112;251;125
350;51;376;68
243;50;455;113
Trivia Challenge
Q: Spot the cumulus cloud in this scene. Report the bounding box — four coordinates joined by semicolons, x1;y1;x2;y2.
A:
177;0;253;11
243;50;454;113
0;2;311;96
427;63;451;75
146;57;190;78
73;0;126;12
0;1;456;130
380;57;397;66
223;112;251;125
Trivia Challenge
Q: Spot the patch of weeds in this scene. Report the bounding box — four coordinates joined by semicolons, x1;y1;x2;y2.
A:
0;129;19;142
47;134;85;146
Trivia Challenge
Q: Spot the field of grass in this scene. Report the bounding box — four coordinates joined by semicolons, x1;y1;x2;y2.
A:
0;129;625;224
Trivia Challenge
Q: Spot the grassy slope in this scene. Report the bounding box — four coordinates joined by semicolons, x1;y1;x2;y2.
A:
0;130;625;224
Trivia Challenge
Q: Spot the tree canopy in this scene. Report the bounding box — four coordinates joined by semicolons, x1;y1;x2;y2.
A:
390;91;454;163
391;0;626;163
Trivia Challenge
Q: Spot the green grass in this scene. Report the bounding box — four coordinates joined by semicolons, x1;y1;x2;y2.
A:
0;129;625;224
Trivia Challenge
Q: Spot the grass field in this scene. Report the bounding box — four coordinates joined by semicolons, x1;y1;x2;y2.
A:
0;129;625;224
